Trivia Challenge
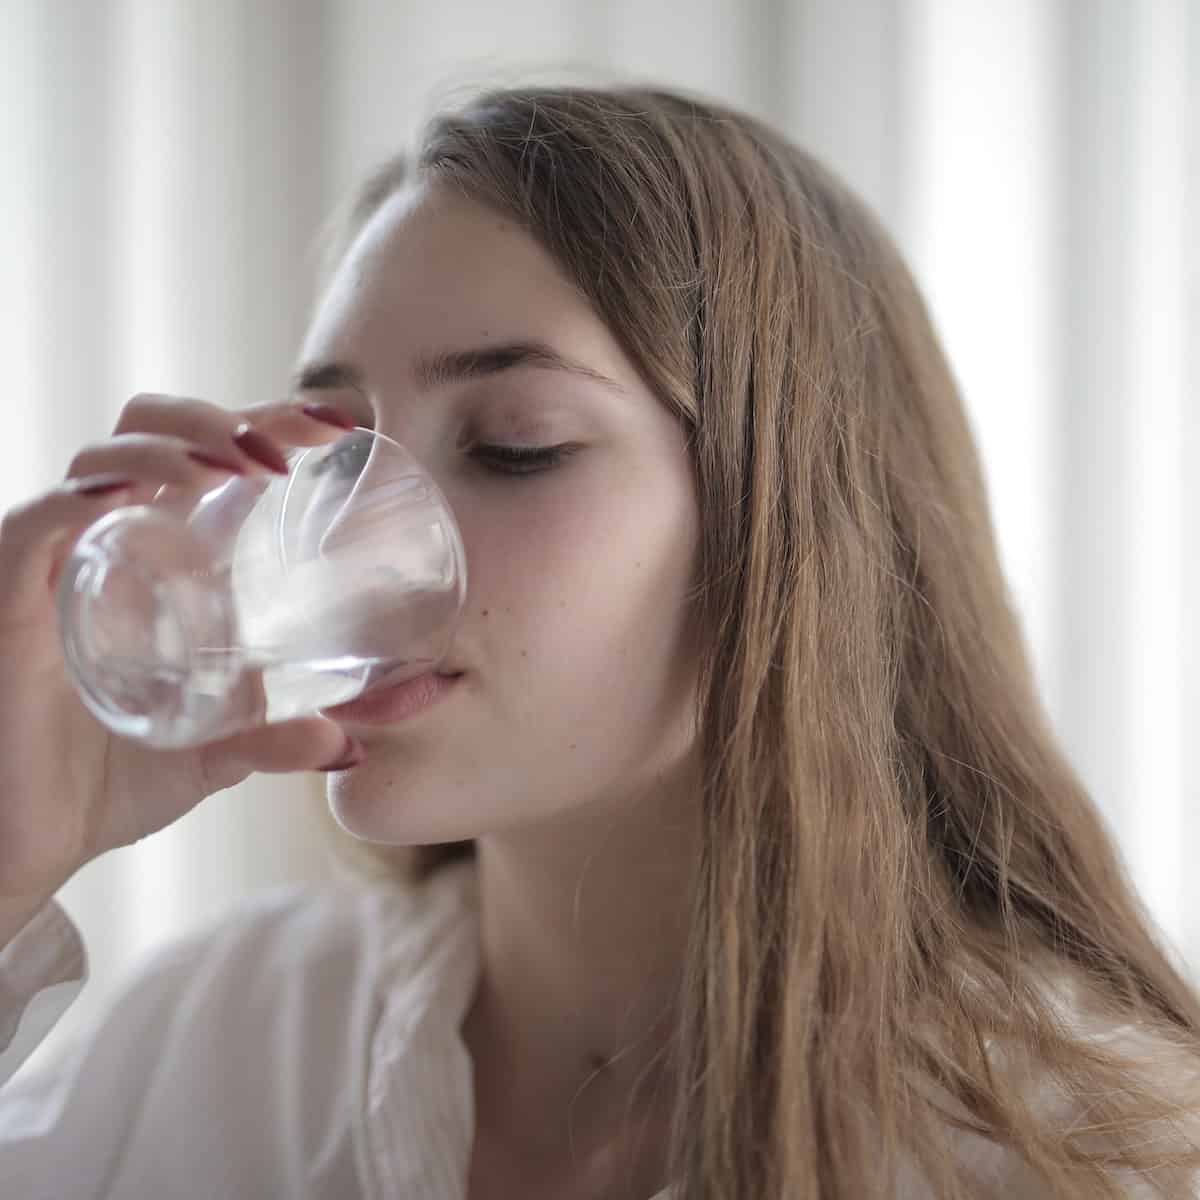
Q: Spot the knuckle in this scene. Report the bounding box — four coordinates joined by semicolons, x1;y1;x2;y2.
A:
114;392;169;432
0;493;40;539
65;449;93;477
0;503;25;546
117;392;227;439
120;394;152;424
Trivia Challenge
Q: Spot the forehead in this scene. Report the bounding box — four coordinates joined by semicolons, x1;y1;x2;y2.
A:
299;181;598;368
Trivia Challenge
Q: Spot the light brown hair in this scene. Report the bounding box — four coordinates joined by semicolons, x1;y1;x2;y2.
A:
315;86;1200;1197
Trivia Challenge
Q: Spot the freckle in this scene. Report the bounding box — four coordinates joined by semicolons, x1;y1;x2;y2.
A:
481;609;489;617
569;743;577;750
520;649;527;657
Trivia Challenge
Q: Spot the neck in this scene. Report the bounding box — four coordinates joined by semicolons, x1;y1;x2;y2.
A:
461;755;700;1183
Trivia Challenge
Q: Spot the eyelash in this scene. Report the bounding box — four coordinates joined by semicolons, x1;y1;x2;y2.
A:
311;437;369;478
312;439;575;479
470;443;576;476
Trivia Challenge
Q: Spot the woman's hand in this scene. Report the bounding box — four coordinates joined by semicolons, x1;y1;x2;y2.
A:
0;392;363;907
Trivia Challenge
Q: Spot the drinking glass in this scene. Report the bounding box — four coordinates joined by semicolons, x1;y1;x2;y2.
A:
56;427;467;748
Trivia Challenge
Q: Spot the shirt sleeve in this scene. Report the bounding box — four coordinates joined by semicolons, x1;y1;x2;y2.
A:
0;882;358;1200
0;898;87;1088
0;911;232;1200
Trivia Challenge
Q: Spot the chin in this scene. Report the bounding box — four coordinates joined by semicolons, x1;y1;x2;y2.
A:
323;768;479;847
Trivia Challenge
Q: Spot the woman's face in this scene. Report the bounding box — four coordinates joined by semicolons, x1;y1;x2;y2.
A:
297;181;701;845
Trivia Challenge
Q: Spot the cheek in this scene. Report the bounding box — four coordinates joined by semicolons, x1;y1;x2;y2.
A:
461;468;698;732
327;465;700;844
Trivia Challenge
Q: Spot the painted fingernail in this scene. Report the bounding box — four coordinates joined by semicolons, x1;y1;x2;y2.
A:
187;449;247;475
232;424;289;474
301;403;356;431
317;736;366;772
69;474;136;497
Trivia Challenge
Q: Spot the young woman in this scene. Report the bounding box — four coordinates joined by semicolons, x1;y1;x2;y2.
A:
1;85;1198;1200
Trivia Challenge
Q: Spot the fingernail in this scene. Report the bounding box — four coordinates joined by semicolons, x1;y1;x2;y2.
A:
70;474;136;497
317;736;366;772
232;424;289;474
301;403;356;431
187;449;247;475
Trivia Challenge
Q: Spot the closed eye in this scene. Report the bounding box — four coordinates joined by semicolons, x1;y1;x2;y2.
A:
311;433;372;479
471;443;578;476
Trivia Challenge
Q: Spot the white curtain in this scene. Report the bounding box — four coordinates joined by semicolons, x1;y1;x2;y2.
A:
3;0;1196;1082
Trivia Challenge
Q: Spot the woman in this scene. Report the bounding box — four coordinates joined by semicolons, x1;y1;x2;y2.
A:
1;85;1198;1199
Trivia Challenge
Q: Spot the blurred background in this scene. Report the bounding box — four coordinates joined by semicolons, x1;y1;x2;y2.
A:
2;0;1196;1082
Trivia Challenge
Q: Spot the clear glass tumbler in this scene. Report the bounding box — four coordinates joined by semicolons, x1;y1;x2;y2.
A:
56;427;467;748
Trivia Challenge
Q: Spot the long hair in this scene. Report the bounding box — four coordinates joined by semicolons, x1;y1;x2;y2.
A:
313;86;1200;1197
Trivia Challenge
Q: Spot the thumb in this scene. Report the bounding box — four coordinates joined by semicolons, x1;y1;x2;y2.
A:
197;717;365;789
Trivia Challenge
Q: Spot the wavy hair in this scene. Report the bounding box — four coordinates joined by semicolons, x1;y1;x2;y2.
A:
314;86;1200;1197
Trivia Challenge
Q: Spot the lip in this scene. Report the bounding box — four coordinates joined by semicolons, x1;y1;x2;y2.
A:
319;671;463;726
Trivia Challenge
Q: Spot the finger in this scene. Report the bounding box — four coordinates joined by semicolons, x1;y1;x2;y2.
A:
112;391;359;463
110;394;293;477
241;388;364;446
66;432;250;490
0;477;149;615
196;717;365;787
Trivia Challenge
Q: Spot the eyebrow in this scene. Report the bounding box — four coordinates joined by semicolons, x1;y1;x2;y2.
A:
290;340;627;398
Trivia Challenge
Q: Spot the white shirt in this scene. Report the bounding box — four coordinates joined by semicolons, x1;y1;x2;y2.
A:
0;859;574;1199
0;857;1191;1199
